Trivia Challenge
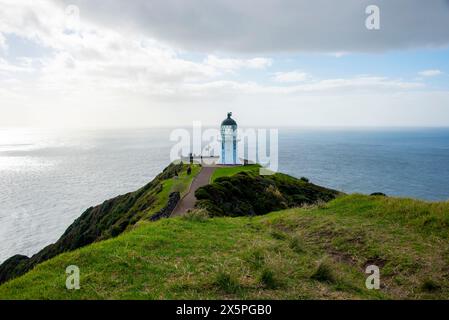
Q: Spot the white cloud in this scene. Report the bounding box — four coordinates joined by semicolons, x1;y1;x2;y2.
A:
296;77;424;92
0;0;276;127
0;57;34;73
331;52;349;58
0;0;446;128
205;55;271;73
0;2;218;88
176;76;424;98
418;69;443;77
0;2;274;90
54;0;449;53
273;70;308;83
0;33;7;53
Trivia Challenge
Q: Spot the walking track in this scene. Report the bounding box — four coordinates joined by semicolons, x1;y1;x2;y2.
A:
171;166;216;216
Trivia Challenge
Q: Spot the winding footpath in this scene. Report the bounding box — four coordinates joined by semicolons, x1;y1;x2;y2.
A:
171;166;216;216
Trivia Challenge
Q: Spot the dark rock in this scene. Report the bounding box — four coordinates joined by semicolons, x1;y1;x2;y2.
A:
150;192;181;221
370;192;387;197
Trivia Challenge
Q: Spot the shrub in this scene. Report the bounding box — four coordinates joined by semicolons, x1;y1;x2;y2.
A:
300;177;310;183
194;172;339;217
370;192;387;197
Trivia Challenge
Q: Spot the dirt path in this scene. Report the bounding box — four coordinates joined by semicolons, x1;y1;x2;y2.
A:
171;166;216;216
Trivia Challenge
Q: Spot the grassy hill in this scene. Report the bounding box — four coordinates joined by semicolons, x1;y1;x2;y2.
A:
1;193;449;299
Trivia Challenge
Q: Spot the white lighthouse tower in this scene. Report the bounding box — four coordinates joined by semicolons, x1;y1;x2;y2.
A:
220;112;239;165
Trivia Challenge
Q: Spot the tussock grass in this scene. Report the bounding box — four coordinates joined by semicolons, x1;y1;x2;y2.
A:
289;235;306;254
311;260;336;283
182;208;210;222
270;230;288;240
214;272;241;294
259;269;280;289
244;249;265;270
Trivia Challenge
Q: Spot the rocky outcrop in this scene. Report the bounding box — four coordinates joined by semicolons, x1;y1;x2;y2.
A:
149;192;181;221
0;162;184;285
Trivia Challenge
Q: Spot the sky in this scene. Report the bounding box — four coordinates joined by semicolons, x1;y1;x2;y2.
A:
0;0;449;128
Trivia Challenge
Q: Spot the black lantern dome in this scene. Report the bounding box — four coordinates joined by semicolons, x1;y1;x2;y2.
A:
221;112;237;126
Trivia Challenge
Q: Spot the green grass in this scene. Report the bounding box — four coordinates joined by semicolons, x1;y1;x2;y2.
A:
1;194;449;299
170;165;201;197
210;164;260;182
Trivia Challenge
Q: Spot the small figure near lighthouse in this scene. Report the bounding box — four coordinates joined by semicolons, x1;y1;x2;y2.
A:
220;112;239;165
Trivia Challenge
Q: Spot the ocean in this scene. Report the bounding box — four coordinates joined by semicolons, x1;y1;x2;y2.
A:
1;127;449;263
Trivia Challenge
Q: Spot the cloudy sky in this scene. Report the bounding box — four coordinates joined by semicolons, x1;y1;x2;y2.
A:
1;0;449;128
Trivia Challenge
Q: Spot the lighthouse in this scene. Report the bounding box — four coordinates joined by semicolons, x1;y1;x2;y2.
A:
220;112;239;165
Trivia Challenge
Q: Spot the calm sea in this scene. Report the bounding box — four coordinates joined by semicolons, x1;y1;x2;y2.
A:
1;127;449;263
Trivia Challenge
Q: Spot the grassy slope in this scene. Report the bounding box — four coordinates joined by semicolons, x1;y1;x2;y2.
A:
1;194;449;299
